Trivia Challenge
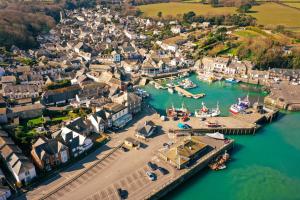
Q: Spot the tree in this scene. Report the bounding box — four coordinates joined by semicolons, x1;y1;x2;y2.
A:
237;3;252;13
157;11;162;18
183;11;196;23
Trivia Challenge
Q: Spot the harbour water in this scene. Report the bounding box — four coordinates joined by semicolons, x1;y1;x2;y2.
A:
144;74;300;200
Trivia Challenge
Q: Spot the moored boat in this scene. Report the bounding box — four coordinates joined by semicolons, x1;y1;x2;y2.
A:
225;78;240;84
209;151;230;171
195;102;220;118
206;132;225;140
229;95;250;114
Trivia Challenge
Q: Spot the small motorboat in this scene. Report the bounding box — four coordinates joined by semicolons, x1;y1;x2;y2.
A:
225;78;240;84
206;132;225;140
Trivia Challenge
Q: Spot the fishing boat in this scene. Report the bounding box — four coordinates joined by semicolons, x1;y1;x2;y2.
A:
166;103;190;118
229;95;250;114
195;102;220;118
225;78;240;84
206;132;225;140
209;151;230;171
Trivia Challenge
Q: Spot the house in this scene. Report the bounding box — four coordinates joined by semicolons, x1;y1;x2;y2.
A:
0;185;11;200
135;121;156;139
140;60;162;76
12;103;44;120
158;136;210;169
171;25;182;34
65;117;93;137
111;92;142;115
31;137;69;171
2;85;40;100
87;110;111;133
104;102;132;129
52;126;93;158
0;76;16;86
0;108;7;124
0;132;36;185
124;137;140;149
41;85;81;105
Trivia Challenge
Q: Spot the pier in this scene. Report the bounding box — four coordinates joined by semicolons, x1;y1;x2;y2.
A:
174;86;205;99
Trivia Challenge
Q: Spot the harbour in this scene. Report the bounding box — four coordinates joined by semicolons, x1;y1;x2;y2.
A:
143;74;300;200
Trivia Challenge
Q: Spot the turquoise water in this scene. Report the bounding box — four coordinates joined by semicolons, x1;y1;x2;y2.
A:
143;74;300;200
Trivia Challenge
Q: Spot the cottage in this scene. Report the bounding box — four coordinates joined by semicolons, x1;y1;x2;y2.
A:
12;103;44;120
3;85;40;100
135;121;156;139
41;85;81;105
0;133;36;185
31;137;69;171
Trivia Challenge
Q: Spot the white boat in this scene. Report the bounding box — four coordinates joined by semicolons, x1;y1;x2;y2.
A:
195;102;220;118
168;87;174;94
225;78;240;84
206;132;225;140
179;78;197;89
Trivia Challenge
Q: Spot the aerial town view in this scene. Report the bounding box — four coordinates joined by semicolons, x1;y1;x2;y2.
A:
0;0;299;200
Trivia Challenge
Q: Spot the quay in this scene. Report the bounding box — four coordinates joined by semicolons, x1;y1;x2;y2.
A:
174;86;205;99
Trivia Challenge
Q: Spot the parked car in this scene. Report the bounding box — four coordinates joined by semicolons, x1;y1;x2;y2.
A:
157;167;169;175
117;188;128;199
146;171;156;181
147;162;158;170
184;124;192;129
121;146;129;152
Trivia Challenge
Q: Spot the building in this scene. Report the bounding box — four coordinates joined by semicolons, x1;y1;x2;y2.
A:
135;121;156;139
2;85;40;100
104;102;132;129
12;103;44;120
158;136;210;169
111;92;142;115
41;85;81;105
31;137;69;171
52;126;93;158
0;132;36;185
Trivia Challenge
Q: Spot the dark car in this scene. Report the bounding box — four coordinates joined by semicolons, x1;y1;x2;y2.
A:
121;146;129;152
147;162;158;170
184;124;192;129
158;167;169;175
117;188;128;199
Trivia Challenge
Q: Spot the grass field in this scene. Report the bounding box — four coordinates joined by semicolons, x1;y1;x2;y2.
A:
249;3;300;28
284;3;300;8
138;2;300;29
138;3;236;17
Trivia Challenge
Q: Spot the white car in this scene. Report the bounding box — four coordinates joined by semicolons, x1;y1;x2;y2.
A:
146;171;156;181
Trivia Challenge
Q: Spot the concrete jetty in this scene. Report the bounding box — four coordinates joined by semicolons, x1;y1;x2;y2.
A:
174;86;205;99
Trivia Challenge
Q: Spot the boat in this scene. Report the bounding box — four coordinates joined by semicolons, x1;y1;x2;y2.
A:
225;78;240;84
195;102;220;118
209;151;230;171
168;87;174;94
167;82;175;94
206;121;221;127
206;132;225;140
166;103;190;118
193;94;205;99
179;78;197;89
229;95;250;114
